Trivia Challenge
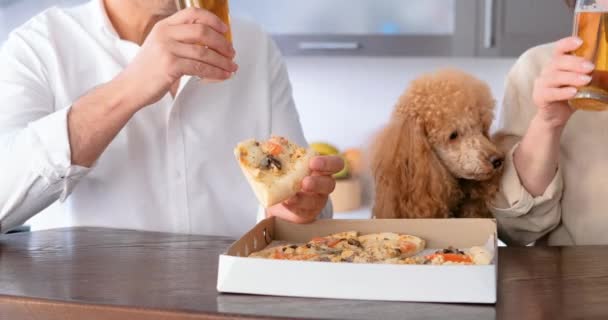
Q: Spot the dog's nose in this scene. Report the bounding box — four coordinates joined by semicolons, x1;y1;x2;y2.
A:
489;155;504;169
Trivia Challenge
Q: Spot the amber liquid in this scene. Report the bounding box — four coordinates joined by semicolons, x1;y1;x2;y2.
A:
570;10;608;111
176;0;232;42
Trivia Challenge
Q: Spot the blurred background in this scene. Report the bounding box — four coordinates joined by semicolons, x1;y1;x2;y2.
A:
0;0;573;227
0;0;573;149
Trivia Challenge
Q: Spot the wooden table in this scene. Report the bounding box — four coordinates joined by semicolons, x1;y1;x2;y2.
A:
1;228;608;320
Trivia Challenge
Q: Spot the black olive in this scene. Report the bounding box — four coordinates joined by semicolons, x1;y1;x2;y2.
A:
282;247;287;252
260;157;271;169
268;156;282;170
305;244;312;248
347;239;362;247
254;142;260;146
341;257;354;263
289;245;298;249
395;248;402;254
261;155;282;170
320;257;331;262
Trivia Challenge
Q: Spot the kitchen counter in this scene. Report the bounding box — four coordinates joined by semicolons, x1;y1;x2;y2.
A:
2;227;608;320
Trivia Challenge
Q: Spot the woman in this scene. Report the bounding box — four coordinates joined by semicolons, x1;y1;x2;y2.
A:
490;11;608;245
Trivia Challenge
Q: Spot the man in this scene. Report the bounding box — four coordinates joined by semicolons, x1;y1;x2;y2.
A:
0;0;342;236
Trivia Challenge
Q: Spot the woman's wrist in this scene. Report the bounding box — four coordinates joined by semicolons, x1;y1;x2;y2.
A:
530;113;567;137
514;113;564;196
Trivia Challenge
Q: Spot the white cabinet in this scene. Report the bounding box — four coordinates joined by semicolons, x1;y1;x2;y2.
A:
231;0;456;56
1;0;575;57
231;0;574;57
475;0;574;57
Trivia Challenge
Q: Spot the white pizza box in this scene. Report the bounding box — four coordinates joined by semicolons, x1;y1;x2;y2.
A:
217;217;497;304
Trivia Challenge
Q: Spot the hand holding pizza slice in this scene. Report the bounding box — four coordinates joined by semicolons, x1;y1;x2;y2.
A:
235;136;344;224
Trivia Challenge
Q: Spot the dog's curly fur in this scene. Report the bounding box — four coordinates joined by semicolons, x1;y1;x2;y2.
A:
371;69;504;219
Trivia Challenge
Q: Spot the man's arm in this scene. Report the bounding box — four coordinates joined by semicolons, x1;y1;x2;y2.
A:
69;8;237;167
0;8;236;232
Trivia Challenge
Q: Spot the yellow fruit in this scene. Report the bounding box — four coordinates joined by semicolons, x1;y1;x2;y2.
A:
333;155;350;179
343;148;363;176
310;142;339;156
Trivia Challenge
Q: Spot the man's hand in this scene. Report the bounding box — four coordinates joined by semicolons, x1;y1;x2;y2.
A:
267;156;344;224
68;7;237;167
114;7;238;112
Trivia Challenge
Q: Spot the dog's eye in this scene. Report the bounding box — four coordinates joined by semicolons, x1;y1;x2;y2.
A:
449;131;459;141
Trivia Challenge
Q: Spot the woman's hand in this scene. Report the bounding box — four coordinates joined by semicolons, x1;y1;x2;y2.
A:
513;36;593;196
532;36;593;129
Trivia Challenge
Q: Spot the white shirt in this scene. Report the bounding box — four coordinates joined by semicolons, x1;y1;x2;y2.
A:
0;0;331;236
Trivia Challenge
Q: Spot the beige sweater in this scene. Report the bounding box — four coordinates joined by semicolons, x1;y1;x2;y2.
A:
491;43;608;246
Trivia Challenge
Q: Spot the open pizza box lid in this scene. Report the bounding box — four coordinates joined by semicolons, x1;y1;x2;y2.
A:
217;217;497;304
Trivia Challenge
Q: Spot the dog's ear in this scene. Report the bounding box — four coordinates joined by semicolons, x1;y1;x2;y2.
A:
371;114;456;219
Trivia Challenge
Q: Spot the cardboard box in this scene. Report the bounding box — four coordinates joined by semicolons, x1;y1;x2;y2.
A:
217;218;497;304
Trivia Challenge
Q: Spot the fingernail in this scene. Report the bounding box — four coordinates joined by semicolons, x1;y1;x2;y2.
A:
582;61;595;71
580;74;592;83
573;37;583;46
568;87;578;95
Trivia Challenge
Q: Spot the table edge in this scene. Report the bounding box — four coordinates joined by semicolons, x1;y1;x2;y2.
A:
0;294;291;320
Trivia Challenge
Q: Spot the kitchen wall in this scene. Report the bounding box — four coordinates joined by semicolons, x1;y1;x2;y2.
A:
285;56;517;150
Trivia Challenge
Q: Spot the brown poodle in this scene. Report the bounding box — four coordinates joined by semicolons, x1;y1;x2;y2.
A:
371;69;504;219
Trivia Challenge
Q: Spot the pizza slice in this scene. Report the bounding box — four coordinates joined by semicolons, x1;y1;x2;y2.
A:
235;136;317;208
422;246;494;265
308;231;361;250
358;232;426;261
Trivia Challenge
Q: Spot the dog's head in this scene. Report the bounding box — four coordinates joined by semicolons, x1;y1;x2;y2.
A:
371;69;503;219
394;69;504;181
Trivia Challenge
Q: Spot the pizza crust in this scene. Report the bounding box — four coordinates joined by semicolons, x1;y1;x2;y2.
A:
468;246;494;265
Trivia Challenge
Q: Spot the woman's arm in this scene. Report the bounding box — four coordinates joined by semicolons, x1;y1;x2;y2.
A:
491;37;592;245
514;37;592;196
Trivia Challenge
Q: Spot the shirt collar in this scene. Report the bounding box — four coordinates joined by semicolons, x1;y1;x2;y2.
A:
93;0;120;39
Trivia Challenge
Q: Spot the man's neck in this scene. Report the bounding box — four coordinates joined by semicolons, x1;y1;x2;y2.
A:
103;0;171;45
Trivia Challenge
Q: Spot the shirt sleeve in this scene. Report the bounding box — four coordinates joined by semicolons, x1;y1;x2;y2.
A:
489;44;562;246
266;35;333;220
0;31;90;233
